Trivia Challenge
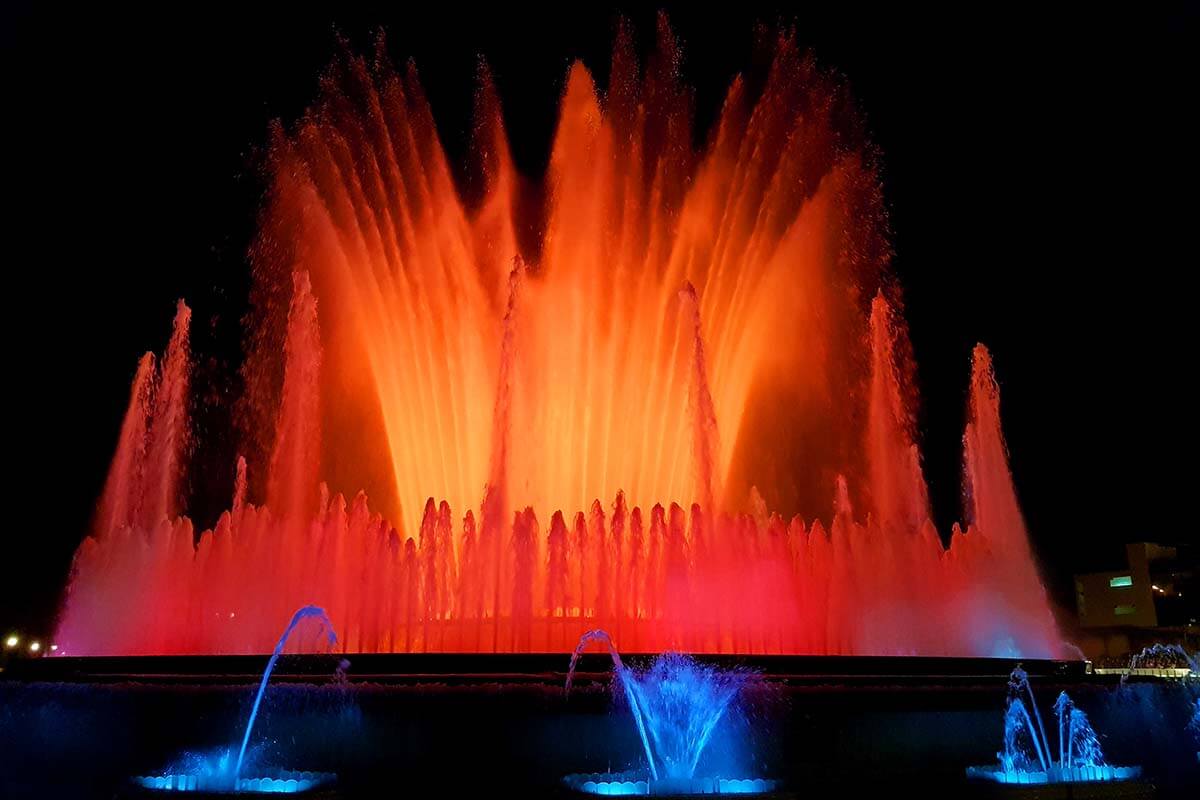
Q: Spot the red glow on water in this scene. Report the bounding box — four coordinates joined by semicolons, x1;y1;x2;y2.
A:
57;23;1060;657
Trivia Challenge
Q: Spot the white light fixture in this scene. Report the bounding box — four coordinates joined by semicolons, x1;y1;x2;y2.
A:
3;635;17;649
29;641;41;653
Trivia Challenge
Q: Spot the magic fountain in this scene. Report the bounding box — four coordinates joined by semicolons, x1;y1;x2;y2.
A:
56;21;1060;659
7;20;1198;800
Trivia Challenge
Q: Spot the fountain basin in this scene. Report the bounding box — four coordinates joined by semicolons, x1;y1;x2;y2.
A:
564;772;781;796
130;769;336;794
7;656;1195;798
965;764;1142;784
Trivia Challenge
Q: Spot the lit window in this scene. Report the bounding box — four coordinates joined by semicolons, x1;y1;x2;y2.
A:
1109;575;1133;588
1114;605;1137;616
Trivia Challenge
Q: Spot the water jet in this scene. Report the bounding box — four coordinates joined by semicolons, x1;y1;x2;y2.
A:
564;631;777;797
130;607;339;795
966;667;1142;787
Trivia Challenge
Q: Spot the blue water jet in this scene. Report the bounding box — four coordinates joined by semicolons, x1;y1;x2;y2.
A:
566;630;773;795
134;605;338;793
1127;643;1198;676
969;666;1142;785
568;630;662;780
236;606;336;779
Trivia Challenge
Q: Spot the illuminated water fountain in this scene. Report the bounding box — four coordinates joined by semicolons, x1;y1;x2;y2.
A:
966;667;1141;786
56;22;1063;660
132;607;338;794
1126;644;1199;678
563;630;776;796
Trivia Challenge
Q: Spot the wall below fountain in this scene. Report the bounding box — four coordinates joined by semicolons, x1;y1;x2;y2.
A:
1;660;1197;799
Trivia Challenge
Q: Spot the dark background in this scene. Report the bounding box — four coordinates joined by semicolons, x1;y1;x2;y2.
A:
2;3;1195;642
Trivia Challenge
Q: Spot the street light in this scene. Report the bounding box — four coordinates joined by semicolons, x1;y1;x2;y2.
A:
4;634;18;649
29;641;41;654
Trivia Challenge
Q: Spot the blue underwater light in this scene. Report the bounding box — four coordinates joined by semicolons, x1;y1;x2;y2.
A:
563;771;779;796
964;765;1141;785
133;770;335;794
131;747;336;795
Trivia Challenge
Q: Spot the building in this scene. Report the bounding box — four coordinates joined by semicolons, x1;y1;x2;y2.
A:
1074;542;1197;661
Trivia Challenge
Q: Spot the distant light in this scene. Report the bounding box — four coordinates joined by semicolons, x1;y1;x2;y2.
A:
3;635;17;649
1109;575;1133;588
50;644;58;652
1151;584;1160;591
29;641;41;653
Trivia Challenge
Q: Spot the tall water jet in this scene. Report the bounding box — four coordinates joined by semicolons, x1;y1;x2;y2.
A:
866;293;928;532
94;353;155;538
266;273;322;522
140;300;192;528
959;345;1058;657
91;301;192;539
482;260;524;651
680;283;721;516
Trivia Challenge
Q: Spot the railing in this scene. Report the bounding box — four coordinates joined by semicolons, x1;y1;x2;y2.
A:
1091;666;1195;679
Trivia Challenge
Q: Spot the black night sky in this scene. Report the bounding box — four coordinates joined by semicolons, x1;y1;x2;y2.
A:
2;4;1196;641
